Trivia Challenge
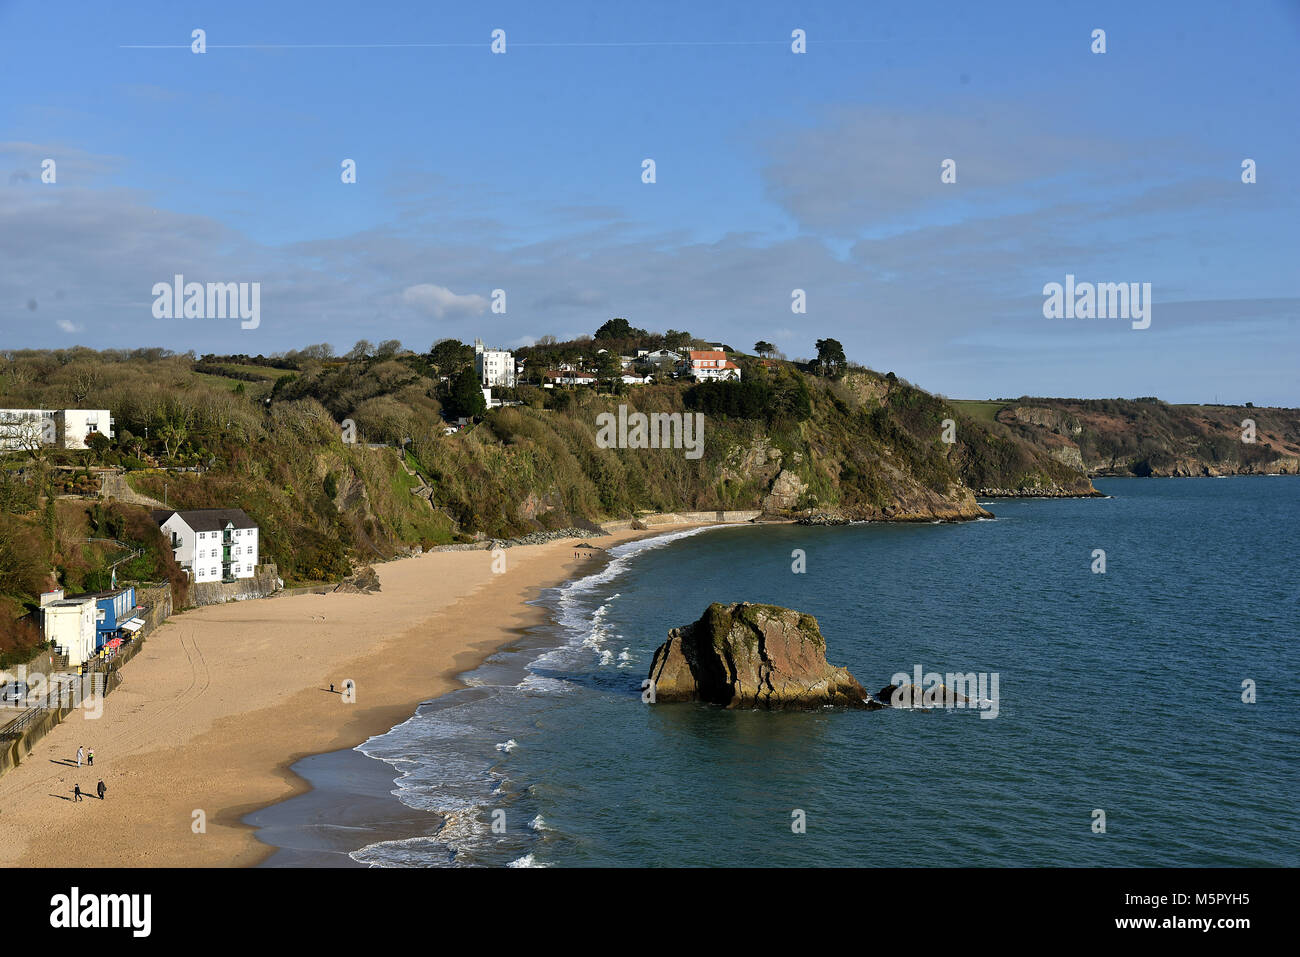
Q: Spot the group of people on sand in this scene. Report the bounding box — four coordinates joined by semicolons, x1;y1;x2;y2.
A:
71;745;106;803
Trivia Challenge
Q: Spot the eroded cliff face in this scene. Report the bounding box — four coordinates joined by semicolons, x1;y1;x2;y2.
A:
647;602;877;710
995;400;1300;478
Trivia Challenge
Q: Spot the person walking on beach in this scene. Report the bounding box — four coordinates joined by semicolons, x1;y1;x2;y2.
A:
73;784;83;802
96;780;106;801
87;748;94;766
76;746;84;767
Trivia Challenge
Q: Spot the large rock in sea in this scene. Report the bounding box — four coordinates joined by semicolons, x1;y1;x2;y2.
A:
647;602;876;709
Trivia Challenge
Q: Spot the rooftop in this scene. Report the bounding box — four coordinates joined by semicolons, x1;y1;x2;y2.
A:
153;507;258;531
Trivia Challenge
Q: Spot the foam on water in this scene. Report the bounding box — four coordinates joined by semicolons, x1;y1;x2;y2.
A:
349;524;738;867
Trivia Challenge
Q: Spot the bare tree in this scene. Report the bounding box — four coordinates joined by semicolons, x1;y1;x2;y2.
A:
0;411;55;462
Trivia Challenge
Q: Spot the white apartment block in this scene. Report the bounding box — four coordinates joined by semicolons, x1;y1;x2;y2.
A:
0;408;113;451
156;508;260;583
474;339;516;388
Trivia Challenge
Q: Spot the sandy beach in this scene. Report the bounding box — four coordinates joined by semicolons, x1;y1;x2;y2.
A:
0;526;672;867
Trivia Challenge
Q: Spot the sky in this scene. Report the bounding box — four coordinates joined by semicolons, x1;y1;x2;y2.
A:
1;0;1298;404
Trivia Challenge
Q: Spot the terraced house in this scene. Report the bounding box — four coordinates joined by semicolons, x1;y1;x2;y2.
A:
154;508;260;584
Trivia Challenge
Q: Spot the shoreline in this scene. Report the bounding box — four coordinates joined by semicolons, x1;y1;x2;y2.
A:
0;523;706;868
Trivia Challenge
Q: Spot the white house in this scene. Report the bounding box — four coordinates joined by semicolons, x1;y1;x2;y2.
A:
683;350;742;382
0;408;113;451
638;349;680;367
41;592;97;668
474;339;516;388
58;410;114;449
542;370;597;388
155;508;260;583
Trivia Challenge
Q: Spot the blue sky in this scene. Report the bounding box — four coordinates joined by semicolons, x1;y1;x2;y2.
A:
2;0;1298;403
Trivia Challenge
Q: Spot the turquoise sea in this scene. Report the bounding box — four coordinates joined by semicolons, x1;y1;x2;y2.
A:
250;477;1299;867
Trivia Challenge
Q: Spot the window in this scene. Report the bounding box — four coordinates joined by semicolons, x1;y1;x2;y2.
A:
210;568;217;577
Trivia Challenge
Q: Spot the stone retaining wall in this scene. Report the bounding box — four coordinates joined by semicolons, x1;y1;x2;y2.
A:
186;564;282;607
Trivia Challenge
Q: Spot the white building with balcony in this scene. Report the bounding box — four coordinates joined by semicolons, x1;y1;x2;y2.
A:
155;508;260;583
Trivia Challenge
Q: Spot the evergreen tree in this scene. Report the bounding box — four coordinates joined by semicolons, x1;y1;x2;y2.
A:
446;368;487;419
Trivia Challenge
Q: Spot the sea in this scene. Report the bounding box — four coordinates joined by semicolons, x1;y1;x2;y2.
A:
246;476;1299;867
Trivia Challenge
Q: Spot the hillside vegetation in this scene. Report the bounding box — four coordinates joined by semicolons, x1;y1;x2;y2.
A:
0;336;1108;662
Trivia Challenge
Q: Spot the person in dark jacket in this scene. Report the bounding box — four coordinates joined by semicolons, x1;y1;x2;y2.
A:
96;780;106;800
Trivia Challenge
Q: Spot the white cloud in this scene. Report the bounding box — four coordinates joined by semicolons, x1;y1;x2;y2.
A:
56;319;81;333
400;283;488;319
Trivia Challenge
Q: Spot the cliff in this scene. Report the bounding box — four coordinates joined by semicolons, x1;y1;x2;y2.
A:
959;398;1300;479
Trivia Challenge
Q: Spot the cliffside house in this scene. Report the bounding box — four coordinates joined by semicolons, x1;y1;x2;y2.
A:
154;508;260;584
475;339;516;389
0;408;114;451
683;350;742;382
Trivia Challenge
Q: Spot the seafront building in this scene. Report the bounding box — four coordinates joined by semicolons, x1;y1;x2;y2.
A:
0;408;114;450
39;590;97;668
474;339;516;389
69;586;143;651
154;508;260;583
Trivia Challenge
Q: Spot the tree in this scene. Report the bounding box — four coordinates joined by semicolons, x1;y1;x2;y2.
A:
754;340;775;358
0;412;54;463
445;368;487;420
87;432;113;466
594;317;648;341
430;339;474;376
664;329;693;352
815;338;847;377
300;343;335;360
153;399;194;459
375;339;403;359
345;340;373;361
594;349;623;391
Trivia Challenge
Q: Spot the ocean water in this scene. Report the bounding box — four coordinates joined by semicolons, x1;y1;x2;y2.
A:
254;477;1299;867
